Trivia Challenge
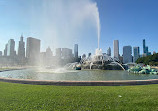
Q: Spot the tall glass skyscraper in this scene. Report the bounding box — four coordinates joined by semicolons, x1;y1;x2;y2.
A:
74;44;78;59
18;35;25;59
123;46;132;63
133;47;140;62
107;47;111;56
7;39;16;57
113;40;119;59
143;39;149;56
4;44;8;56
143;39;146;54
56;48;62;58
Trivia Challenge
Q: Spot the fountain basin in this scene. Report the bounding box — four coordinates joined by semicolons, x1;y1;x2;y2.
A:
0;77;158;86
0;69;158;86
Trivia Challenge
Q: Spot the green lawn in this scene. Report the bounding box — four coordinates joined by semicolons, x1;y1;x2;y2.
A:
0;82;158;111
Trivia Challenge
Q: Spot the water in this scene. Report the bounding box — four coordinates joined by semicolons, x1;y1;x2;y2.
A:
0;68;158;81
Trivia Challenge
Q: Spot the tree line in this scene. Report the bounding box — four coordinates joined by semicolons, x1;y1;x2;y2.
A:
136;53;158;65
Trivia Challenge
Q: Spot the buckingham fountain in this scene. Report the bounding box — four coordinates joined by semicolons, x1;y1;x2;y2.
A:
65;48;126;70
80;48;125;70
0;39;158;84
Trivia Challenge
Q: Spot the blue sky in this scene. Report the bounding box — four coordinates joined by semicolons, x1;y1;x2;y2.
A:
0;0;158;56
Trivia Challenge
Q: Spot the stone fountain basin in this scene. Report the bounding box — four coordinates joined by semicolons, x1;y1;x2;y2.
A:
0;77;158;86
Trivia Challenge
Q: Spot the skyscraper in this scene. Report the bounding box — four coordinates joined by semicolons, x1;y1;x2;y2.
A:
18;35;25;59
62;48;73;59
88;53;91;58
133;47;140;62
45;47;53;66
26;37;41;65
143;39;146;54
123;46;132;63
153;51;156;54
4;44;8;56
143;39;150;56
7;39;16;57
107;47;111;56
113;40;119;59
46;47;52;59
145;46;148;54
0;51;2;56
82;54;86;59
56;48;62;58
74;44;78;59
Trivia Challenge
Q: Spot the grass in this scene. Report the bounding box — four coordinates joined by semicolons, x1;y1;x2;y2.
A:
0;82;158;111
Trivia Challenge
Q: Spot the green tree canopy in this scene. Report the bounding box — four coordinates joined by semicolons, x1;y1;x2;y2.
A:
136;53;158;65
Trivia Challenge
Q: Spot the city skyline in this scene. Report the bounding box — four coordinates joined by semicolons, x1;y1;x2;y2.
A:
0;35;156;58
0;0;158;56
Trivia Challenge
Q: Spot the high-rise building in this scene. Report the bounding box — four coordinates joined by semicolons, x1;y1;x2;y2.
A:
133;47;140;62
143;39;150;56
56;48;62;58
45;47;53;66
82;54;86;59
4;44;8;56
46;47;52;58
18;35;25;59
0;51;2;56
148;52;151;55
26;37;41;65
153;51;156;54
143;39;146;54
62;48;73;59
145;46;148;54
107;47;111;56
7;39;16;57
88;53;91;58
113;40;119;59
123;46;132;63
74;44;78;59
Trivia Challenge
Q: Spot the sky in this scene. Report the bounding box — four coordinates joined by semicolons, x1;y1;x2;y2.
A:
0;0;158;57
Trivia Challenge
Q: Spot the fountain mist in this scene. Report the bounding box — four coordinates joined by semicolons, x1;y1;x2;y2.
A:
30;0;101;51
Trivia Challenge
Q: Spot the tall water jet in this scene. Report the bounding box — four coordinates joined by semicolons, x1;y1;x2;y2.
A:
91;2;101;49
96;7;101;49
30;0;101;51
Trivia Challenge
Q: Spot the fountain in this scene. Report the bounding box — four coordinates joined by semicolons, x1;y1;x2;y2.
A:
80;48;126;70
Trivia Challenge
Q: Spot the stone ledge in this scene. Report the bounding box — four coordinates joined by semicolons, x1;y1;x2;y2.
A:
0;77;158;86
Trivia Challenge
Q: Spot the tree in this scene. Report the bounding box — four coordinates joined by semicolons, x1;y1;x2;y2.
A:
136;53;158;65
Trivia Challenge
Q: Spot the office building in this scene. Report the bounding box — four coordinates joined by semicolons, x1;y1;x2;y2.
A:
88;53;91;58
18;35;25;59
46;47;52;58
26;37;41;65
145;46;148;54
133;47;140;62
4;44;8;56
153;51;156;54
107;47;111;56
62;48;73;59
7;39;16;57
74;44;78;58
148;52;151;55
123;46;132;63
143;39;146;54
82;54;86;59
0;51;2;56
113;40;119;59
143;39;150;56
45;47;53;66
56;48;62;58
